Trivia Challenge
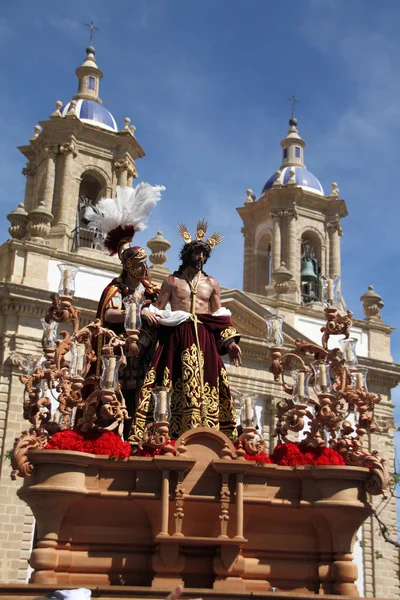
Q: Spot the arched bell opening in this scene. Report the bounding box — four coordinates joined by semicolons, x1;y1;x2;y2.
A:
300;232;321;304
72;170;107;251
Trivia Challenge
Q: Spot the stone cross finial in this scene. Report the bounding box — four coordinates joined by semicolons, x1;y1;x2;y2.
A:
85;20;99;46
360;285;384;320
147;231;171;266
288;95;299;119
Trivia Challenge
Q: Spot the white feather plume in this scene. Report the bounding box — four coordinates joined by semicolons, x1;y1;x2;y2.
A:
84;182;165;235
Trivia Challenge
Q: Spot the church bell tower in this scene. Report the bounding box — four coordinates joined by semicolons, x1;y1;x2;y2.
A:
237;115;347;305
8;44;145;254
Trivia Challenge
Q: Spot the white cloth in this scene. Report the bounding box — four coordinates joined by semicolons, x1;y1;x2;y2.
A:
47;589;91;600
143;304;231;326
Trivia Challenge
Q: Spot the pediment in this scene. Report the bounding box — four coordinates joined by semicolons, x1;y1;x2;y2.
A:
220;287;316;346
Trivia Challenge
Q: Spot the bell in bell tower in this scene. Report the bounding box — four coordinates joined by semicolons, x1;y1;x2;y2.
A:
237;107;347;308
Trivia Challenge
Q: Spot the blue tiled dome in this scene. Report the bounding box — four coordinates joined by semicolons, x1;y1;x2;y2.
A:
62;99;117;132
263;166;324;196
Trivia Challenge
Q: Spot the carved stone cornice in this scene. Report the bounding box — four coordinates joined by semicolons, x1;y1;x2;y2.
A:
270;210;284;219
59;139;78;157
327;215;343;235
8;351;37;373
22;163;36;177
114;158;137;178
283;201;298;220
44;144;58;156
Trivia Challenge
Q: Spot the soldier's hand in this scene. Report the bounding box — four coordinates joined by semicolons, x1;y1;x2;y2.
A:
228;342;242;367
141;311;160;327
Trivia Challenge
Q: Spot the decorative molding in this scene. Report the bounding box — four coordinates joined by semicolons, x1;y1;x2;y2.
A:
59;139;78;157
327;215;343;235
114;158;137;178
8;352;37;373
22;163;36;177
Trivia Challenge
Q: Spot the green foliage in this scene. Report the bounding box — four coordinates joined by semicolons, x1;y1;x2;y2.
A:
375;551;384;560
4;449;12;463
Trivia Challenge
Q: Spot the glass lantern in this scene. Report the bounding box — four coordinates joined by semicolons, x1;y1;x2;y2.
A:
240;393;257;428
351;367;368;390
320;275;341;308
311;359;332;394
290;368;311;404
151;386;172;422
100;355;123;391
265;314;285;347
123;294;144;331
58;263;79;297
41;318;59;349
339;337;358;368
70;341;87;378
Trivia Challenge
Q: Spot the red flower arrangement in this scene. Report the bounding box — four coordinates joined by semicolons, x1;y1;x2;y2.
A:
270;442;345;466
233;441;344;466
44;433;345;466
45;430;131;459
244;450;272;465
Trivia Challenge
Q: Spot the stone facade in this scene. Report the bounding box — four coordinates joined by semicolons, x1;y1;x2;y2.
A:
0;46;399;597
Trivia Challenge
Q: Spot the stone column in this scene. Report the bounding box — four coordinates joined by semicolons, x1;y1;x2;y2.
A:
57;140;78;226
328;218;342;278
41;146;57;213
115;158;136;187
242;224;255;292
271;213;282;273
285;202;298;275
22;163;36;213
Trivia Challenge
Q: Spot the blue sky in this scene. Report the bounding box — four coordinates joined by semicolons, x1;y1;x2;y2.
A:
1;1;399;489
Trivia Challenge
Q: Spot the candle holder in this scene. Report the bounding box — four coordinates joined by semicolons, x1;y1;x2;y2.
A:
236;392;267;457
70;341;87;378
100;354;123;391
311;359;332;394
265;314;285;381
320;275;341;308
138;387;174;454
290;368;311;405
339;336;358;368
152;386;172;423
265;314;285;348
268;304;388;495
239;393;257;428
123;294;144;331
351;367;368;390
58;263;79;298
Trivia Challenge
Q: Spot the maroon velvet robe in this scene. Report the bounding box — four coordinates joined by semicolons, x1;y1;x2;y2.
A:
129;314;238;443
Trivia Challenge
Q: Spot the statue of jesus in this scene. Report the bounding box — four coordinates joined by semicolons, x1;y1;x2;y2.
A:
129;220;241;443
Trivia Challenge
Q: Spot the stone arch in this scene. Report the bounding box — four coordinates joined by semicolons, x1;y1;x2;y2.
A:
299;228;323;304
78;167;109;202
72;168;109;251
